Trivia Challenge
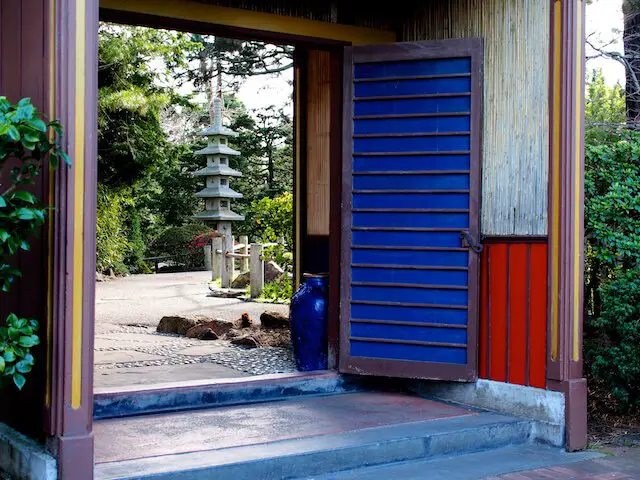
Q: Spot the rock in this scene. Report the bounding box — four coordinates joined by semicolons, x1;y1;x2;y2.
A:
265;261;285;283
229;261;284;289
225;329;242;339
260;311;290;329
255;329;291;348
185;325;219;340
157;316;198;335
196;318;238;337
240;312;252;328
96;272;107;282
230;336;260;348
230;271;250;288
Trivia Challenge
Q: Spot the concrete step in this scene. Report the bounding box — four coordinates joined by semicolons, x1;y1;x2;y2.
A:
94;408;534;480
313;444;601;480
94;372;379;419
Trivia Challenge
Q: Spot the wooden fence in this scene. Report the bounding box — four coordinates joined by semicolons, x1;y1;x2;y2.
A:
207;236;277;298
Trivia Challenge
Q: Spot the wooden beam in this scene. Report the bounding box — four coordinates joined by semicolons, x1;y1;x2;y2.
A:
99;0;395;45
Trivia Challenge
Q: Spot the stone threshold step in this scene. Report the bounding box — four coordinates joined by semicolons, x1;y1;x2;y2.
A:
94;372;380;419
314;443;602;480
94;412;533;480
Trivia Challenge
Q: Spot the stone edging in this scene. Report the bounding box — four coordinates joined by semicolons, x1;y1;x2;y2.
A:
0;423;56;480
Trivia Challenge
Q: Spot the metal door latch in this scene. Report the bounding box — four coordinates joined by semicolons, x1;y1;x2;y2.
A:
460;231;483;253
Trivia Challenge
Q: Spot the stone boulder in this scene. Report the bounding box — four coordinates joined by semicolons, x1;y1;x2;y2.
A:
265;261;285;283
185;325;219;340
240;312;252;328
157;316;198;335
230;271;250;289
229;261;285;289
260;311;290;329
196;318;238;337
230;336;260;348
225;329;243;339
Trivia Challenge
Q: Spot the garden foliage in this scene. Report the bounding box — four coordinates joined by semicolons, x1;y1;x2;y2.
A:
584;70;640;410
0;96;69;389
585;131;640;410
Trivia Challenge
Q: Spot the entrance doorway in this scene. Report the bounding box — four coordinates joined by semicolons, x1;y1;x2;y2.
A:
93;9;345;393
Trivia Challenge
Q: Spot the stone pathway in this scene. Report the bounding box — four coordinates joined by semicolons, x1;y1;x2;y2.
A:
485;446;640;479
95;272;294;389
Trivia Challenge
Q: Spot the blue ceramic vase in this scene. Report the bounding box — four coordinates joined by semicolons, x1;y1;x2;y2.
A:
290;274;328;371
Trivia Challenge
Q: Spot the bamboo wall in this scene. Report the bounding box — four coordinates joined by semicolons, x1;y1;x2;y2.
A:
306;50;331;236
402;0;550;236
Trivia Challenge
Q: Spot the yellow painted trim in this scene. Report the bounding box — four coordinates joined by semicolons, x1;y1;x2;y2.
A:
100;0;395;45
573;0;583;362
72;0;86;410
45;0;55;408
551;0;562;362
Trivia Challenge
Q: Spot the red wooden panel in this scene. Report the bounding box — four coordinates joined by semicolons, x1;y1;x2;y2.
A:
508;244;528;385
479;244;489;379
488;244;508;382
528;243;548;388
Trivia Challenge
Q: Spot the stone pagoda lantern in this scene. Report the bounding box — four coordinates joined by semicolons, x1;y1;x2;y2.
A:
193;95;244;286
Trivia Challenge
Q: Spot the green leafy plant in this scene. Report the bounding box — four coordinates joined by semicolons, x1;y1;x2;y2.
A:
258;276;293;304
0;96;69;389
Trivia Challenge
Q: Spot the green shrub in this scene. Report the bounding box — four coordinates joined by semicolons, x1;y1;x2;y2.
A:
96;185;131;275
150;223;215;271
584;130;640;411
258;275;293;304
588;268;640;409
241;192;293;247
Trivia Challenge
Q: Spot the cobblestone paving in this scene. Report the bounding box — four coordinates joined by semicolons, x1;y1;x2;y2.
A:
95;328;296;376
485;447;640;480
95;272;295;387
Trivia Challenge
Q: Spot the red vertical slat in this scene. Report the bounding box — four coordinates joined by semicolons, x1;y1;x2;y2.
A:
529;243;548;388
479;245;489;378
489;244;508;382
508;244;528;385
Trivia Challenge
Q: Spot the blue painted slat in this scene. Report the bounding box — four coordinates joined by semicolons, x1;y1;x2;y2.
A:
351;323;467;344
353;193;469;209
354;97;471;116
353;174;470;190
351;341;467;364
352;231;462;247
347;55;475;369
354;58;471;79
355;78;471;97
352;249;468;267
353;154;470;171
351;303;468;325
352;267;468;287
352;286;468;306
354;117;470;135
352;212;469;228
354;135;470;153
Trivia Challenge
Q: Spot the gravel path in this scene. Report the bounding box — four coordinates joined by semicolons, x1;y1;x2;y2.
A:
95;271;295;389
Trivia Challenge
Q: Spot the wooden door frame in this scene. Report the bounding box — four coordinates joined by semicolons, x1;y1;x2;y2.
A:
339;38;484;381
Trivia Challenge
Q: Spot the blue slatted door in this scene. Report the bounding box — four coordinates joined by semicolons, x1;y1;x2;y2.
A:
340;40;482;381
